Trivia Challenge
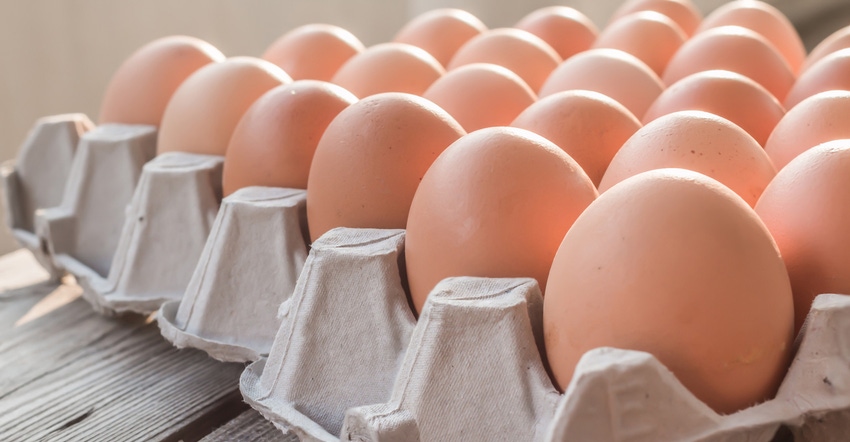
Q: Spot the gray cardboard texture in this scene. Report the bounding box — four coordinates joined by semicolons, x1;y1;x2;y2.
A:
81;151;223;315
158;186;309;363
241;227;416;442
544;293;850;442
342;276;561;442
35;123;156;287
0;114;94;278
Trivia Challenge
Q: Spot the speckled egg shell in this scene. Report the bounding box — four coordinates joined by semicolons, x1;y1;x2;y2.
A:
222;80;357;196
594;11;687;76
330;42;444;98
306;93;465;242
157;57;291;156
423;63;536;132
511;90;641;186
99;36;225;126
515;6;598;60
545;168;794;414
262;24;365;81
643;70;785;146
405;127;597;313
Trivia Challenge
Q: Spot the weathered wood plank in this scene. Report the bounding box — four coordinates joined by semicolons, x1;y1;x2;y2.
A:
202;409;297;442
0;251;249;441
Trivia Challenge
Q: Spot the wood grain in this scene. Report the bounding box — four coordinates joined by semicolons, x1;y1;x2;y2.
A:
202;410;296;442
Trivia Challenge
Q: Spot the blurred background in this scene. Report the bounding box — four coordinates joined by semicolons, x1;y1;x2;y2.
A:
1;0;850;254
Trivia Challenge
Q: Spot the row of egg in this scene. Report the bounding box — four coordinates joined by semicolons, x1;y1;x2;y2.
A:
91;0;850;418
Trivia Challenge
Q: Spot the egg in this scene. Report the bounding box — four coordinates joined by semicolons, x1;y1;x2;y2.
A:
306;93;464;242
609;0;702;36
756;140;850;333
330;43;444;98
784;49;850;110
157;57;291;156
99;36;224;126
393;9;487;67
662;26;795;101
262;24;365;81
600;111;775;206
511;90;641;186
447;28;561;92
405;127;597;313
222;81;357;196
545;168;794;414
643;70;784;146
764;91;850;170
515;6;598;60
594;11;686;76
697;0;805;74
539;48;664;119
423;63;536;132
802;24;850;72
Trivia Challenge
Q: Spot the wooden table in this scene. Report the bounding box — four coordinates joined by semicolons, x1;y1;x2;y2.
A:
0;249;295;441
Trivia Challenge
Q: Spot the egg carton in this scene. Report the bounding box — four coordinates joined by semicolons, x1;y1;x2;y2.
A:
240;227;417;441
0;114;94;279
35;123;157;291
239;228;850;441
79;151;223;315
158;185;309;362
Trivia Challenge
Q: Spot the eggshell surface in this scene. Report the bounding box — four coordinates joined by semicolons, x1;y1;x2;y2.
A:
594;11;686;76
545;168;794;414
662;26;795;101
405;127;597;313
157;57;291;156
511;90;641;186
539;48;664;118
600;111;775;206
802;24;850;72
697;0;805;74
424;63;536;132
99;36;225;126
764;91;850;170
515;6;598;60
331;43;444;98
447;28;561;92
306;93;465;242
784;49;850;110
609;0;702;36
222;81;357;196
756;140;850;333
643;70;784;146
393;9;487;67
262;24;365;81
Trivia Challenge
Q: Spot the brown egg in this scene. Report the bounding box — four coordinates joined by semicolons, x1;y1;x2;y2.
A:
662;26;795;101
306;93;465;242
643;70;784;146
222;81;357;197
447;28;561;92
545;168;794;414
515;6;598;60
697;0;805;74
539;48;664;119
756;140;850;333
405;127;597;313
594;11;687;76
802;24;850;72
262;24;365;81
330;43;444;98
157;57;291;156
99;36;224;126
764;91;850;170
511;90;641;186
393;9;487;67
609;0;702;36
784;49;850;110
600;111;775;206
423;63;536;132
